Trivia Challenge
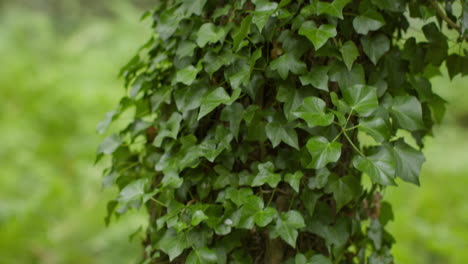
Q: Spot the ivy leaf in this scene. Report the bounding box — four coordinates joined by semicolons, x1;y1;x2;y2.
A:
368;219;383;250
462;0;468;35
254;207;278;227
299;66;329;91
293;97;334;127
233;16;252;51
154;113;183;147
285;171;304;192
191;210;209;226
390;96;424;131
174;65;199;85
221;103;244;140
299;21;337;50
180;0;207;16
156;229;189;261
98;134;121;155
270;53;307;80
186;248;218;264
315;0;352;19
275;211;305;248
252;0;278;32
340;41;359;71
392;139;425;185
359;115;391;143
361;34;390;65
196;23;225;48
325;175;360;211
353;146;396;186
300;191;320;216
252;162;282;188
306;136;342;169
309;255;332;264
198;87;231;120
203;49;234;76
353;10;385;35
118;179;146;204
97;110;116;134
341;84;378;116
265;120;299;149
225;187;254;206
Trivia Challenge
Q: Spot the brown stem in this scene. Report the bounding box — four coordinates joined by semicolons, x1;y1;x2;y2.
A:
429;0;461;32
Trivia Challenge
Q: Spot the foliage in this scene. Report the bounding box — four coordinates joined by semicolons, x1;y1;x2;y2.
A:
99;0;468;263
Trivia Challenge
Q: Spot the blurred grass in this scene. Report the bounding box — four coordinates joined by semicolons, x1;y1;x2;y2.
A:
0;1;467;264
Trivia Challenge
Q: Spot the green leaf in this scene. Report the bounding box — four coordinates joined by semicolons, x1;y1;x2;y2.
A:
233;16;252;51
325;175;360;211
254;207;278;227
293;97;334;127
156;229;188;261
198;87;231;120
221;103;244;140
270;53;307;79
252;0;278;32
97;110;116;134
118;179;146;204
309;254;332;264
186;248;218;264
352;146;396;186
174;65;199;85
196;23;225;48
361;34;390;65
300;191;320;215
359;115;391;143
154;112;183;147
306;136;342;169
340;41;359;71
180;0;207;16
98;134;121;155
203;49;234;76
368;219;383;250
191;210;209;226
225;187;254;206
392;139;425;185
341;84;378;116
462;0;468;35
390;96;425;131
299;66;329;91
307;0;352;19
252;162;282;188
285;171;304;192
265;120;299;149
299;21;337;50
275;211;305;248
353;10;385;35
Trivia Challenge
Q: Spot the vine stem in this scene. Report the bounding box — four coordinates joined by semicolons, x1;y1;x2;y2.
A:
150;197;168;207
429;0;464;35
343;130;365;157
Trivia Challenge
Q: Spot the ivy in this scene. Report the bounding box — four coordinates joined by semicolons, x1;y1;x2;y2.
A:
98;0;468;263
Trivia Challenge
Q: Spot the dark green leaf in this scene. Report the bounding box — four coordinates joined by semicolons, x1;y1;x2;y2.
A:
285;171;304;192
197;23;225;48
293;97;334;127
156;229;188;261
299;21;337;50
340;41;359;71
361;34;390;65
198;87;231;120
174;65;199;85
306;136;342;169
98;134;121;155
266;120;299;149
390;96;424;131
186;248;218;264
353;10;385;35
270;53;307;79
342;84;379;116
233;16;253;51
299;66;329;91
392;139;425;185
353;146;396;186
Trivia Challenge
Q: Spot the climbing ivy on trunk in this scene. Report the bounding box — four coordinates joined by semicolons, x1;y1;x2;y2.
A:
97;0;468;263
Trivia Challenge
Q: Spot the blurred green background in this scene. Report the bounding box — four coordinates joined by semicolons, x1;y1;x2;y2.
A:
0;1;466;264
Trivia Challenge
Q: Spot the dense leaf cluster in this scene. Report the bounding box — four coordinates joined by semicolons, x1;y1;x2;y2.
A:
98;0;468;263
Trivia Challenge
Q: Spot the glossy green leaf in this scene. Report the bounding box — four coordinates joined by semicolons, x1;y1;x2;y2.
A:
299;66;329;91
361;34;390;65
359;115;391;142
196;23;225;48
353;10;385;35
154;113;183;147
186;247;218;264
265;120;299;149
270;53;307;79
325;175;360;211
285;171;304;192
392;139;425;185
293;97;334;127
353;146;396;186
342;84;378;116
98;134;121;155
340;41;359;71
156;229;188;261
306;136;342;169
390;96;425;131
233;16;252;51
275;210;305;247
254;207;278;227
191;210;209;226
299;21;337;50
174;65;199;85
198;87;231;120
118;179;146;204
252;0;278;32
252;162;282;187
